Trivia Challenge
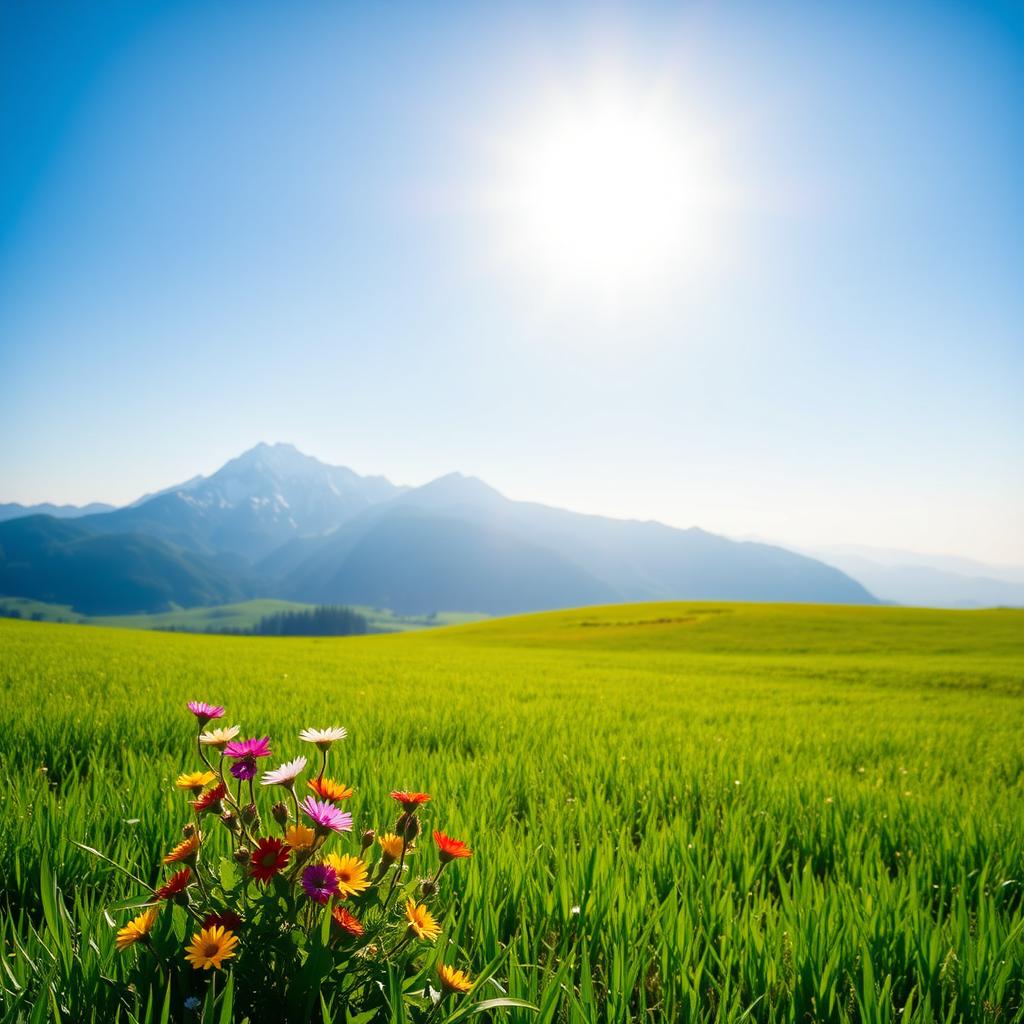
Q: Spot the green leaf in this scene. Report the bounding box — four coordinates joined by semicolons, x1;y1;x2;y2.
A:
218;972;235;1024
444;998;539;1022
218;858;238;892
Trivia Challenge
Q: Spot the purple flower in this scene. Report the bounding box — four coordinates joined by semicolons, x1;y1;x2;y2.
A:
223;736;271;760
187;701;225;725
301;863;339;904
301;796;353;834
230;756;258;781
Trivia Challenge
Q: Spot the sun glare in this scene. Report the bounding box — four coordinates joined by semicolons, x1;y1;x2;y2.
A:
487;76;728;304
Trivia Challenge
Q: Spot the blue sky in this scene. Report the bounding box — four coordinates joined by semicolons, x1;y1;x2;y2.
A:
1;0;1022;564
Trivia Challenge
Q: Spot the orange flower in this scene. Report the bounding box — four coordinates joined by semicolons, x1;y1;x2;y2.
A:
163;833;200;865
284;824;315;850
438;963;473;993
250;837;290;883
391;791;430;812
153;868;192;900
331;905;365;937
433;830;472;863
115;907;158;951
308;777;354;802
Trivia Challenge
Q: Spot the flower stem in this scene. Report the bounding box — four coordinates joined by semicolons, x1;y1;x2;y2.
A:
382;839;408;912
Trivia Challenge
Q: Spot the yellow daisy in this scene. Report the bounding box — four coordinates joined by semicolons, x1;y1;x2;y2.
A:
175;770;216;792
404;898;440;942
184;925;238;971
115;907;159;951
438;963;473;993
285;824;316;850
377;832;405;863
324;853;370;897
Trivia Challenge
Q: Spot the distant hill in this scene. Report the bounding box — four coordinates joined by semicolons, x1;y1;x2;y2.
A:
282;507;619;615
0;501;115;522
270;473;875;613
0;515;248;614
0;444;877;615
808;551;1024;609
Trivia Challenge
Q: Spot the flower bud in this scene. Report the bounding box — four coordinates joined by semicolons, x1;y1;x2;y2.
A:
233;846;251;863
272;801;290;827
220;810;239;832
397;812;420;842
241;802;260;827
360;829;375;852
419;878;439;899
182;822;197;838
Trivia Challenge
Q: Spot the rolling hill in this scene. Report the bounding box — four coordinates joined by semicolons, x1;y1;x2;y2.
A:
0;515;248;614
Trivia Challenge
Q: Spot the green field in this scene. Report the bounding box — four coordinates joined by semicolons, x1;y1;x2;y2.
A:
1;603;1023;1022
0;596;488;634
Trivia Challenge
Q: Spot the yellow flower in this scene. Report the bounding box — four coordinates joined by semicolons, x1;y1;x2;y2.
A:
404;898;440;942
184;925;238;971
324;853;370;897
163;833;200;865
199;725;240;750
285;824;315;850
175;770;216;792
377;832;405;862
438;963;473;993
115;907;158;951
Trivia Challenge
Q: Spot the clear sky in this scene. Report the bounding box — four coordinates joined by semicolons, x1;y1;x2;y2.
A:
1;0;1022;565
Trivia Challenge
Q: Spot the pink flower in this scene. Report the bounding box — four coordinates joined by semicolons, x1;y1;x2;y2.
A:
187;702;225;725
301;796;353;835
301;863;339;904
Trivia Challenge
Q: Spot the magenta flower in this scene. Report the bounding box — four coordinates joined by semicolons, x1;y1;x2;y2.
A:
301;796;353;834
301;863;339;904
223;736;271;759
224;736;271;781
187;701;225;725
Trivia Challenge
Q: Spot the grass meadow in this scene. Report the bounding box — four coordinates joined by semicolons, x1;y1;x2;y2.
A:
1;602;1022;1023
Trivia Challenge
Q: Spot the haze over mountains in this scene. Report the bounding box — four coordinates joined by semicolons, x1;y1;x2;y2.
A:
0;443;890;616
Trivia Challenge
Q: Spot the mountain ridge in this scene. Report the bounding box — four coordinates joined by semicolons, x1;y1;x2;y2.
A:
0;443;877;615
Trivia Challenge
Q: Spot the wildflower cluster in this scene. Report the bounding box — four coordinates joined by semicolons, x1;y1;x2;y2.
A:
95;702;482;1021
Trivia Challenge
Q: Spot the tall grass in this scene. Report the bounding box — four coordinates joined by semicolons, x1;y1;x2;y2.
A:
1;603;1022;1022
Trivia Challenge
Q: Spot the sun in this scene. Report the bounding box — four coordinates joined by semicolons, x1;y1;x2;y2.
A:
486;75;727;303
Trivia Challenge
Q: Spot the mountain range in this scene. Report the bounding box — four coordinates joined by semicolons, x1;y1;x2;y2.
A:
0;442;882;615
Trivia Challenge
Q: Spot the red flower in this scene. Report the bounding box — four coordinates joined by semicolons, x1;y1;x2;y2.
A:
153;868;192;900
331;905;365;938
433;830;473;863
390;791;431;812
203;910;244;931
249;837;290;883
191;783;227;815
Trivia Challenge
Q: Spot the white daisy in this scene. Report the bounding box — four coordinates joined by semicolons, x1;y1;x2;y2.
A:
199;724;241;749
298;726;348;750
260;756;308;788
